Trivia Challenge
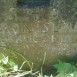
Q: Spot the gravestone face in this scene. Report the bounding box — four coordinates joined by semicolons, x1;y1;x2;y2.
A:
0;0;77;72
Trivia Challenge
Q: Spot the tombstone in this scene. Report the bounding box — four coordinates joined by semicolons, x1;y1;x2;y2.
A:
0;0;77;73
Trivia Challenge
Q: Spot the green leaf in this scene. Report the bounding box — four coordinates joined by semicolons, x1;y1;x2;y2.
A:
13;65;18;71
0;66;7;73
44;75;49;77
53;60;77;74
2;56;8;65
9;60;16;67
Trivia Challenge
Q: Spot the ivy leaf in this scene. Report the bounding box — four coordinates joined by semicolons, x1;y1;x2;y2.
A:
9;60;16;67
0;66;7;73
53;60;77;74
44;75;49;77
2;56;8;65
13;65;18;71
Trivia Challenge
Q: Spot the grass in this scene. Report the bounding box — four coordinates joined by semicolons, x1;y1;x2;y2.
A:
0;47;77;77
0;54;33;77
0;47;34;77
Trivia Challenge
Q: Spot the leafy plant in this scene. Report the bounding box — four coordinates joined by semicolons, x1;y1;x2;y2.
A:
53;60;77;74
1;47;77;77
0;55;33;77
53;60;77;77
0;46;33;77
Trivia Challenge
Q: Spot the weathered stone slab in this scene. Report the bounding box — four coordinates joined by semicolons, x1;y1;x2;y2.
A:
0;0;77;72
